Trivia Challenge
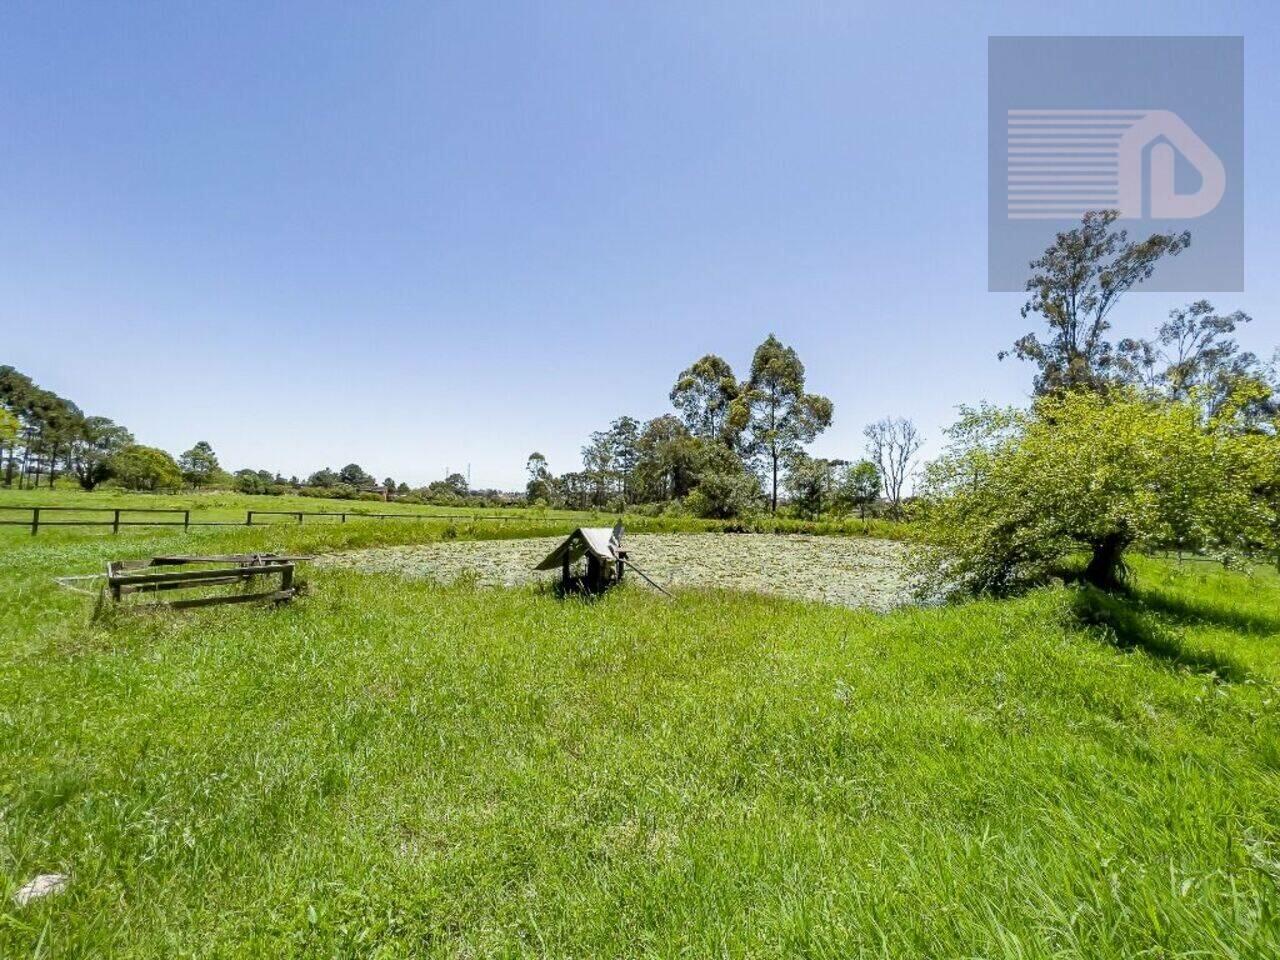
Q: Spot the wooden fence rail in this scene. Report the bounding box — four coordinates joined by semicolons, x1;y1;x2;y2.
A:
0;505;549;536
0;505;192;535
244;510;527;526
105;554;308;609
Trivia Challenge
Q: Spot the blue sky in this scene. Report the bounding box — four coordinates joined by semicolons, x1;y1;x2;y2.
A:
3;2;1277;489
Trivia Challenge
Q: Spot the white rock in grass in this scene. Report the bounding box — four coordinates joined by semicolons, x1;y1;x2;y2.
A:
13;873;69;907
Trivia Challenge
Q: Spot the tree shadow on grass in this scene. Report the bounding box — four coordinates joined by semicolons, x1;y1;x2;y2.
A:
1070;586;1249;682
1127;583;1280;636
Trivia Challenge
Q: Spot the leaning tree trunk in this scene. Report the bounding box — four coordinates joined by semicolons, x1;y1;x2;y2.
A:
1084;532;1130;591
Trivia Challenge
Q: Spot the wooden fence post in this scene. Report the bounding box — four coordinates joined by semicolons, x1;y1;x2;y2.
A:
184;510;190;532
246;511;254;526
31;507;39;536
113;509;121;534
297;512;303;525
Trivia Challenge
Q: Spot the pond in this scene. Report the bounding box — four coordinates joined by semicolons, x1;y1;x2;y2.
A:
317;533;914;611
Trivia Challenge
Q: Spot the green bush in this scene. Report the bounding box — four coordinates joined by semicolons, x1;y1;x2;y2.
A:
917;390;1279;595
684;445;761;519
108;444;183;492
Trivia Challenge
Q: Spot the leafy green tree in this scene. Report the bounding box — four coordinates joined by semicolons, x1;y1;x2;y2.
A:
685;442;761;519
1002;211;1191;394
0;366;39;486
928;403;1023;500
0;366;155;490
917;389;1278;595
835;459;882;518
784;454;838;519
525;452;555;504
307;468;338;488
633;415;701;503
109;445;183;492
4;379;82;488
740;335;833;513
607;416;641;502
233;468;277;495
36;395;83;488
1117;300;1273;422
68;416;134;490
338;463;373;487
0;367;145;490
581;429;616;508
670;355;741;445
581;417;642;506
0;408;17;448
0;407;21;487
234;469;260;494
422;474;469;504
557;470;591;511
178;441;220;489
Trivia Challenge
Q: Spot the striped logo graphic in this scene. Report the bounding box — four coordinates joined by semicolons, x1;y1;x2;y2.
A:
1006;109;1225;221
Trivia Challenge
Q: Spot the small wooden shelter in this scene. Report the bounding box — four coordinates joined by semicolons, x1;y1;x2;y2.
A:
535;523;627;594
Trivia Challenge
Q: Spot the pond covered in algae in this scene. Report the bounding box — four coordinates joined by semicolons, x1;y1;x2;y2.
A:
317;533;913;611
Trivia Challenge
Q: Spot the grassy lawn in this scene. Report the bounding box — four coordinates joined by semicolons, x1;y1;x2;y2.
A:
0;487;909;545
2;524;1278;956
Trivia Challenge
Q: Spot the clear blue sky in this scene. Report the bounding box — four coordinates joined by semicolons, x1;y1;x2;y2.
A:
3;2;1277;489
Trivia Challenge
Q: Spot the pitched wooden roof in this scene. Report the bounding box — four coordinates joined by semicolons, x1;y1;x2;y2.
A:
534;525;622;571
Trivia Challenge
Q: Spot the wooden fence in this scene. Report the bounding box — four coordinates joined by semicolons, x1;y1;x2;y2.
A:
0;505;195;535
0;505;536;536
106;554;307;608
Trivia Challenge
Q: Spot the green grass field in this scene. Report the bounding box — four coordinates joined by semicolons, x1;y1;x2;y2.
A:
0;487;912;546
1;499;1278;957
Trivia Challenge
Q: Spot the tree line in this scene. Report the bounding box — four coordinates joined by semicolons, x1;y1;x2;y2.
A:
2;335;925;516
0;370;514;505
0;366;140;491
524;334;922;519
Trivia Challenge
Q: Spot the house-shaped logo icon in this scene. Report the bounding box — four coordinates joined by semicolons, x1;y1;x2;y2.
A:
1007;109;1226;221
